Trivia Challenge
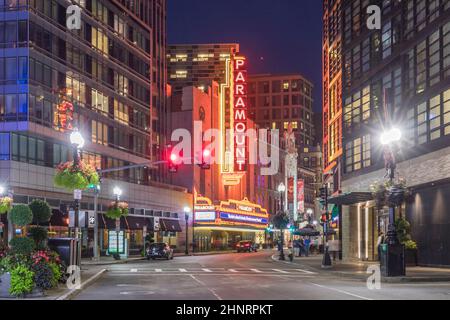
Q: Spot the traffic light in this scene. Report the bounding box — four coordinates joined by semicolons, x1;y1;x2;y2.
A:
321;213;328;223
289;224;295;233
166;144;178;173
198;146;211;170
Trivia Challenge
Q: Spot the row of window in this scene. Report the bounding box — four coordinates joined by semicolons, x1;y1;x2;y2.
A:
256;107;311;122
27;0;150;54
0;132;149;185
406;88;450;145
344;67;402;130
248;80;312;96
406;22;450;96
249;94;313;109
27;21;151;103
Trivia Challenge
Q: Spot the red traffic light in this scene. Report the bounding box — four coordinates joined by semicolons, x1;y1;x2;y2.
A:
321;214;328;223
166;144;179;173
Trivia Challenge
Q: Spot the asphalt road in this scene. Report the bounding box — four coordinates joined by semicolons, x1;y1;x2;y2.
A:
73;251;450;300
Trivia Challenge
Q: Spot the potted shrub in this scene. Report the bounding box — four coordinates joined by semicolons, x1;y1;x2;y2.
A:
28;227;48;250
395;218;418;266
29;199;52;226
54;160;99;191
9;204;33;227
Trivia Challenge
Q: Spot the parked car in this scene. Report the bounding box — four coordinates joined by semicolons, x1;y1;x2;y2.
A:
146;243;174;260
236;241;258;253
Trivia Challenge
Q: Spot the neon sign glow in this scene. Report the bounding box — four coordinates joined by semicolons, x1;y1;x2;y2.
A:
234;56;247;172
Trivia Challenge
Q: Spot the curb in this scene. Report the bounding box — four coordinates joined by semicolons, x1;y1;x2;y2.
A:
81;257;146;266
270;254;450;283
55;269;107;300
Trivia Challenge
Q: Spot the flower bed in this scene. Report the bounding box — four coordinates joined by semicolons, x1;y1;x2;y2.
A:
54;160;99;191
0;248;65;298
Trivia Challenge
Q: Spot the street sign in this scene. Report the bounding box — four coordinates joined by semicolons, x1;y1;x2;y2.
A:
74;189;82;200
154;217;160;231
88;211;96;228
143;225;147;237
69;210;87;228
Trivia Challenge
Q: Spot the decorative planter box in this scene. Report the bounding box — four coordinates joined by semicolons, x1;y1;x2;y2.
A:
0;273;11;298
0;273;45;298
405;249;418;266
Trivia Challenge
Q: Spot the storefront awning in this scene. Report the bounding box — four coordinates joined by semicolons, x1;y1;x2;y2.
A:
328;192;373;206
160;218;182;232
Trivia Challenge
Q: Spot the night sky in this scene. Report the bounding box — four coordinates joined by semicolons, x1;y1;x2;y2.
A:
167;0;323;113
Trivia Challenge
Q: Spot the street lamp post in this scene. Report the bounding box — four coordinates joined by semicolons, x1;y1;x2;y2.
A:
380;128;405;276
278;182;286;261
184;206;191;255
113;187;122;260
70;130;84;265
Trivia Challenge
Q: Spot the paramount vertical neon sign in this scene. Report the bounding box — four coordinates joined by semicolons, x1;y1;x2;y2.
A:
234;56;247;171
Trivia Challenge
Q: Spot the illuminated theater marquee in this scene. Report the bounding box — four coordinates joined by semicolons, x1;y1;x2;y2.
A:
234;56;247;171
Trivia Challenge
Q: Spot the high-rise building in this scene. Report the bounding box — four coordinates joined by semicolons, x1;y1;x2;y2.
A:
248;74;315;147
322;0;343;194
0;0;191;254
167;43;239;93
248;74;316;218
328;0;450;266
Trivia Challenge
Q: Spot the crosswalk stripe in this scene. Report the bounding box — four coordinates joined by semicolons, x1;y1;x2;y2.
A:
130;269;138;273
179;269;187;273
295;269;317;275
202;268;212;272
155;269;162;272
250;269;262;273
272;269;289;274
228;269;238;273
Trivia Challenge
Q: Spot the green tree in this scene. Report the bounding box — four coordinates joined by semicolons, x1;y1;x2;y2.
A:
9;204;33;226
29;199;52;225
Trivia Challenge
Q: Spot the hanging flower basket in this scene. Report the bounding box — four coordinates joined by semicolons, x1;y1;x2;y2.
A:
0;197;13;214
54;161;99;191
105;202;129;220
370;178;410;209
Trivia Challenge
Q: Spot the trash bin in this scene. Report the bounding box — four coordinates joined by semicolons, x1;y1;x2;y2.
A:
379;243;405;277
47;238;80;268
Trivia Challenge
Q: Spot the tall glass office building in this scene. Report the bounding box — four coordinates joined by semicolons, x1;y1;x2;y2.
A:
0;0;191;256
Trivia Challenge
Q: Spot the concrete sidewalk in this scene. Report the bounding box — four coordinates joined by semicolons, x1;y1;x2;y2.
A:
81;256;145;266
271;253;450;283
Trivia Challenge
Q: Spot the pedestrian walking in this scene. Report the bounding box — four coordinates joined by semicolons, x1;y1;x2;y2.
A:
377;231;385;261
304;237;311;257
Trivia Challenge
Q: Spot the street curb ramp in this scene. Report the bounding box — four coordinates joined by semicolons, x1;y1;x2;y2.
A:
56;269;107;300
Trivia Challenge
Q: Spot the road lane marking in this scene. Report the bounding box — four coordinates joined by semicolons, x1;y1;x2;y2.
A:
189;275;222;300
202;268;212;273
295;269;317;275
155;269;162;272
251;269;262;273
130;269;138;273
179;269;187;273
229;269;238;273
272;269;289;274
310;283;373;300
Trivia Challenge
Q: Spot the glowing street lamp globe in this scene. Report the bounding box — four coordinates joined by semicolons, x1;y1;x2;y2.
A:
277;183;286;193
0;185;5;195
70;130;85;149
113;187;123;197
183;206;191;214
380;128;402;145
